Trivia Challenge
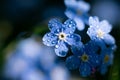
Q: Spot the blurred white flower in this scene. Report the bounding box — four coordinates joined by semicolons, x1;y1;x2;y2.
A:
21;69;46;80
50;66;70;80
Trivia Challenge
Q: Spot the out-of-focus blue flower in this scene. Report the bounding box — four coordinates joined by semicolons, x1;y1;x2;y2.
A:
50;66;70;80
99;47;114;75
16;37;43;61
43;19;81;57
87;16;115;45
16;37;56;71
4;36;70;80
4;54;31;79
64;0;90;30
66;41;100;77
21;68;47;80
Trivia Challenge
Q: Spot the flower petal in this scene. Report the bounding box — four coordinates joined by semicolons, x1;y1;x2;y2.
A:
77;1;90;12
100;65;108;75
71;42;84;56
99;20;112;33
66;55;80;70
85;40;100;53
55;41;68;57
64;0;90;13
42;32;58;46
66;34;81;46
89;16;99;27
94;39;106;51
64;0;76;8
64;19;76;34
79;63;91;77
81;13;90;25
87;27;97;40
74;17;85;31
65;8;76;19
103;34;115;45
48;18;62;33
89;53;100;67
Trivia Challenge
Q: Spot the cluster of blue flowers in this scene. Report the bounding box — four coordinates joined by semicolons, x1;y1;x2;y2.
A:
43;0;116;77
4;37;69;80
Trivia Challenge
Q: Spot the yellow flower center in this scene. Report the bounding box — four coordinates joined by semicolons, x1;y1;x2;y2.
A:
81;53;89;62
104;55;109;63
97;29;104;38
58;32;66;41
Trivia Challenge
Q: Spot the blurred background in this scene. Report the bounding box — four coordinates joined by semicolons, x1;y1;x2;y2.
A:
0;0;120;80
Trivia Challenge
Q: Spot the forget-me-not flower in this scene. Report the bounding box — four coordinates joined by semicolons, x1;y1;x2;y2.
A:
43;18;81;57
66;41;100;77
87;16;115;45
99;47;114;75
64;0;90;30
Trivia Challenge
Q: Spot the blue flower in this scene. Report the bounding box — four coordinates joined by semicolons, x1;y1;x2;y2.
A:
99;47;114;75
66;41;100;77
42;18;81;57
4;37;70;80
21;68;47;80
87;16;115;45
4;54;31;79
64;0;90;30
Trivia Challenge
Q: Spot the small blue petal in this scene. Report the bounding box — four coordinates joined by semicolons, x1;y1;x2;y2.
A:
85;40;100;53
48;18;62;33
71;42;84;56
65;0;90;12
79;63;91;77
74;17;85;31
64;19;76;34
42;32;58;46
55;41;68;57
96;39;107;52
110;44;117;51
66;34;81;46
89;53;100;67
77;1;90;12
100;65;108;75
66;55;80;70
87;39;106;52
64;0;77;8
65;8;76;19
103;34;115;45
81;13;90;25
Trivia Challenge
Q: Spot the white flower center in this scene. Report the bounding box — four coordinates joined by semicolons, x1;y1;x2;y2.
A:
97;29;104;38
58;32;66;41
